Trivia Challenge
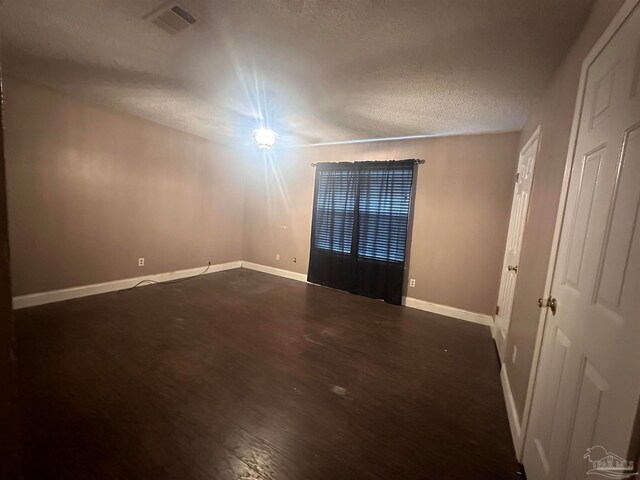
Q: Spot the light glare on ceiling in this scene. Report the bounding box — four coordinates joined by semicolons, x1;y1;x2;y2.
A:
252;128;278;150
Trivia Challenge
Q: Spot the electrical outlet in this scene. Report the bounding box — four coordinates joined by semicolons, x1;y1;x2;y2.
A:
512;345;518;364
138;258;145;267
275;253;280;261
409;279;416;288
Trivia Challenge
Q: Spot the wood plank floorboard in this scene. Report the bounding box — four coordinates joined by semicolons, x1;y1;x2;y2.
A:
15;268;520;479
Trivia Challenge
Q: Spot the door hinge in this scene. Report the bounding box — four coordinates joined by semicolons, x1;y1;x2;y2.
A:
495;305;500;316
515;172;520;183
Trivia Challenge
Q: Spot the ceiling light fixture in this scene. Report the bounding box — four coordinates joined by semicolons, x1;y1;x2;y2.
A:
252;128;278;150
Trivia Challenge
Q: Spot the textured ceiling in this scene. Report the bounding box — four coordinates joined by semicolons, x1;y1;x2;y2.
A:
0;0;593;146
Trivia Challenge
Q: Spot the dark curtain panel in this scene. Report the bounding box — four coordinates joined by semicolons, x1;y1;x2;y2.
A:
308;160;415;305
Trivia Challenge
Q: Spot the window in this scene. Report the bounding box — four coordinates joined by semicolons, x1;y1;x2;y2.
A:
308;160;416;305
312;163;414;263
314;170;356;255
356;168;413;262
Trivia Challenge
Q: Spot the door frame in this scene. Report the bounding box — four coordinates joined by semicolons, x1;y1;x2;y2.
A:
493;125;541;362
517;0;640;462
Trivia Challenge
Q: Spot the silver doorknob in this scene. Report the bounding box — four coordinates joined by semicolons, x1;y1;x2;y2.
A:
538;296;558;315
508;265;518;273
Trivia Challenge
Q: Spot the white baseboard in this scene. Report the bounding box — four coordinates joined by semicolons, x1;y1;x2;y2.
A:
13;260;493;332
402;296;493;327
500;363;525;460
12;261;242;309
239;262;493;327
241;261;308;283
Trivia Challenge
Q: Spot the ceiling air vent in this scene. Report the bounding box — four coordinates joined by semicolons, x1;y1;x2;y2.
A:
149;4;197;35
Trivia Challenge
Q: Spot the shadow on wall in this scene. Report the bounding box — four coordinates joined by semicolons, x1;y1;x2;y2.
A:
0;70;22;479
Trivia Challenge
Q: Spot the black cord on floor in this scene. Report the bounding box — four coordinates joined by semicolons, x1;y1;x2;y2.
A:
117;262;212;293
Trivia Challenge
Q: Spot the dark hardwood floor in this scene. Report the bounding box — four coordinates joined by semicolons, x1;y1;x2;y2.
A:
16;268;520;479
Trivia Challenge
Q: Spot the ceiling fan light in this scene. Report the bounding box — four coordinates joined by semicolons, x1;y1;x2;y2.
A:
252;128;278;150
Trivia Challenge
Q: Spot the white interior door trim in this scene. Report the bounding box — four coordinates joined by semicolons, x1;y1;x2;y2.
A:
521;126;542;162
518;0;640;463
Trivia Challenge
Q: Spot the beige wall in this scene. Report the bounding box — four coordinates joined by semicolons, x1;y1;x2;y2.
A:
243;132;520;316
504;0;624;420
4;77;246;296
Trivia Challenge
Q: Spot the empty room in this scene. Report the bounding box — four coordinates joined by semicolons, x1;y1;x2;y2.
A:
1;0;640;479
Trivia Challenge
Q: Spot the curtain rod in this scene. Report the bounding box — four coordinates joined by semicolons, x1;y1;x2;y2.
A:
310;159;425;167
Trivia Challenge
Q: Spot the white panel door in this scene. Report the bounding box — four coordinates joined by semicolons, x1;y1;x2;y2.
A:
524;3;640;479
495;131;539;359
